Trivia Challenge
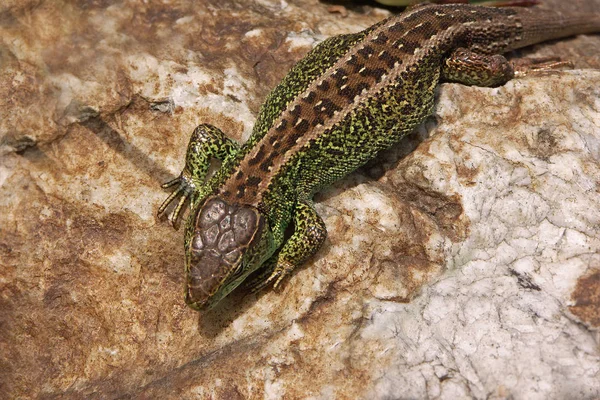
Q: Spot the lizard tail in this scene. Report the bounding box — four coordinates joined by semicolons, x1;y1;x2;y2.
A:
510;7;600;49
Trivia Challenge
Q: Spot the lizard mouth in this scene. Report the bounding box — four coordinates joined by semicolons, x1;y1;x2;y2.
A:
184;196;263;310
185;248;242;309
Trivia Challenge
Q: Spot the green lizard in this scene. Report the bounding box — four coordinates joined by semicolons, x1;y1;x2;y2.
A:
159;3;600;310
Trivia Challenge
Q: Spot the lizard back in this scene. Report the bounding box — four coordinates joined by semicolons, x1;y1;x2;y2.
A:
201;3;600;237
216;5;529;208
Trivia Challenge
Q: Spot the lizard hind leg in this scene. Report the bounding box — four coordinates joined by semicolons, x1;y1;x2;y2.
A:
442;48;574;88
441;47;515;87
158;124;240;227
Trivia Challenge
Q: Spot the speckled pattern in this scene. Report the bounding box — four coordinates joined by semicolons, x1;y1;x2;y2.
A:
2;0;600;398
160;4;600;310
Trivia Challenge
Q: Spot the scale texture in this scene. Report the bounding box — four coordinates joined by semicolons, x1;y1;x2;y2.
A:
160;3;600;310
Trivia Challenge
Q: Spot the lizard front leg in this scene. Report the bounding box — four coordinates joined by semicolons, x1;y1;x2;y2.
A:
252;200;327;291
158;124;239;226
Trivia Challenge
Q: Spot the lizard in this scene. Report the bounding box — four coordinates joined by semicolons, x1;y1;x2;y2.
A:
158;3;600;311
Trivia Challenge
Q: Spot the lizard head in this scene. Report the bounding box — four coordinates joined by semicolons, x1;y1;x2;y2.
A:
183;196;272;310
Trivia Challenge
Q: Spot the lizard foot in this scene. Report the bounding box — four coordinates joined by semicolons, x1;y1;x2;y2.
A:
157;174;195;228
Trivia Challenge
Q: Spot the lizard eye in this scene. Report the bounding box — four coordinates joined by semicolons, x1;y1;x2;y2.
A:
185;197;264;309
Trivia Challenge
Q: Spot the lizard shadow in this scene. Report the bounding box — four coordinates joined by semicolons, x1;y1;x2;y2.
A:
80;115;174;184
194;285;265;338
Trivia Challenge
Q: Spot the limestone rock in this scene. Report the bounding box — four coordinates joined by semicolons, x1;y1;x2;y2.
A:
1;1;599;398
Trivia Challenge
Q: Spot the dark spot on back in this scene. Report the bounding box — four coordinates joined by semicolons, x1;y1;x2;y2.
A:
357;45;374;59
378;51;400;69
349;61;364;74
403;8;428;24
302;91;316;104
276;119;287;131
389;22;406;33
315;98;341;118
295;119;310;134
260;154;276;172
248;145;266;166
333;67;348;78
246;175;262;186
347;55;359;66
355;81;370;94
311;115;325;127
397;39;419;55
289;129;304;144
436;18;454;31
415;20;434;36
373;33;389;45
317;80;330;91
236;185;245;198
290;104;301;117
340;81;370;102
360;67;387;79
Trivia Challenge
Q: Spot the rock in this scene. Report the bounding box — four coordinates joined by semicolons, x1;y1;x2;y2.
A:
1;0;599;398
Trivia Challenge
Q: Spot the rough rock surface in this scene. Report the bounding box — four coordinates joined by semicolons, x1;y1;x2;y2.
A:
1;1;599;399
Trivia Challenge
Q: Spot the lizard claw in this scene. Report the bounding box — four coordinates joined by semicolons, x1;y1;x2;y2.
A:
160;177;182;189
512;56;574;77
244;257;292;294
266;260;295;289
248;270;286;294
158;175;194;228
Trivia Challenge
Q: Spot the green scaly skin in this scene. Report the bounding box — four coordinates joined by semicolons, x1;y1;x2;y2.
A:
159;3;600;310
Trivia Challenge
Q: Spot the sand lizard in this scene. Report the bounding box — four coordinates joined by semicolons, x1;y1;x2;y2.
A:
159;3;600;310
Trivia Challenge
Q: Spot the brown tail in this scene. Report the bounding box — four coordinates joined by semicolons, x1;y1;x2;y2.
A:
510;7;600;49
